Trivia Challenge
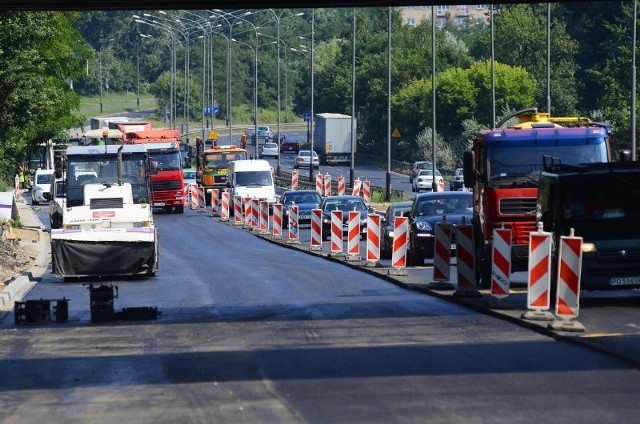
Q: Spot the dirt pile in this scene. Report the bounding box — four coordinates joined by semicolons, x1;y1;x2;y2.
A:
0;238;38;288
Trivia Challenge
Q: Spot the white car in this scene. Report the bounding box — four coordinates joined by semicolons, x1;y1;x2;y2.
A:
412;169;444;192
259;142;279;158
257;125;272;141
294;150;320;169
31;169;54;205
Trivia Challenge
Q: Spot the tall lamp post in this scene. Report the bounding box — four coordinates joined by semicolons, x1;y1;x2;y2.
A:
98;38;114;114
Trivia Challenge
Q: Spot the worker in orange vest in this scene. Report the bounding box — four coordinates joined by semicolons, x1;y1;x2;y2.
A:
240;131;247;150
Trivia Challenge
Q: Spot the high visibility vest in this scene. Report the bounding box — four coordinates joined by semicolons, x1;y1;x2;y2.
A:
19;172;25;183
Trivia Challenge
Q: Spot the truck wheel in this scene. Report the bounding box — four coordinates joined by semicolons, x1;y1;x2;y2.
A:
175;205;184;214
165;206;173;214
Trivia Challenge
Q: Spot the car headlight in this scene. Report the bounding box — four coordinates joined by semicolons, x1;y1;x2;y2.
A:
582;242;597;253
416;221;433;231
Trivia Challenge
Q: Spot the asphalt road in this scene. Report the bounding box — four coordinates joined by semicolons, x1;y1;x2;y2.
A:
1;200;640;423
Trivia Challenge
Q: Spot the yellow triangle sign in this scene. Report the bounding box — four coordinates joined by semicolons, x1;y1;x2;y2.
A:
391;128;401;138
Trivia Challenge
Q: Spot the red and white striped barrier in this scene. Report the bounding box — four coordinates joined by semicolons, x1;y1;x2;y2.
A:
432;221;453;282
243;197;251;226
316;173;323;195
347;211;361;258
259;200;269;233
352;178;362;196
288;205;299;242
250;198;259;229
363;180;371;205
210;189;220;216
190;183;200;209
310;209;323;250
14;174;20;198
455;224;477;290
183;182;189;204
337;176;346;196
233;195;243;224
490;227;512;298
330;210;344;254
391;216;408;268
291;170;299;190
366;214;381;264
272;203;283;237
324;173;331;197
438;179;445;192
526;229;552;312
220;192;230;221
555;231;583;319
197;186;207;212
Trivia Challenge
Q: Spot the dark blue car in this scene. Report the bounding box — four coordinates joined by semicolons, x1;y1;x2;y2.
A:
279;189;323;225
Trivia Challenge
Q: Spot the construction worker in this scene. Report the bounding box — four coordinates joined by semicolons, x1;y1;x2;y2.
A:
18;168;25;189
240;131;248;150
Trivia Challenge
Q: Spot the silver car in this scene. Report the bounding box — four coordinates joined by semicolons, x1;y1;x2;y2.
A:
259;142;279;158
412;169;444;192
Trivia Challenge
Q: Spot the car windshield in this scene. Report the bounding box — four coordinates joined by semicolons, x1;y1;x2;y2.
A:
415;196;472;216
282;192;321;205
183;170;196;179
323;198;367;212
264;143;277;149
235;170;273;186
418;170;441;177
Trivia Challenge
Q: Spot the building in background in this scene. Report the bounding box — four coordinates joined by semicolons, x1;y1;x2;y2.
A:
401;5;489;28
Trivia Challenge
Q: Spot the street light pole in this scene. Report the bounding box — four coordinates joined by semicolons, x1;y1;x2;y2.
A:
310;8;315;182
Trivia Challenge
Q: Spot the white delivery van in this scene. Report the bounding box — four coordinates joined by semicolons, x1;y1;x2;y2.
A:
227;159;277;209
31;169;55;205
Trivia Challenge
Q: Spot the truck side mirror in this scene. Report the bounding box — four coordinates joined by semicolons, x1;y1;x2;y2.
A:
462;151;475;187
226;181;231;188
43;192;51;201
149;160;159;176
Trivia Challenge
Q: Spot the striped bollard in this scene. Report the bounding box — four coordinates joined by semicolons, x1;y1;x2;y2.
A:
287;205;300;243
259;200;269;233
488;227;513;306
352;178;362;196
550;229;585;332
345;211;361;261
272;203;283;238
316;173;323;195
324;173;332;197
337;176;346;196
523;227;555;321
243;197;251;227
451;223;480;295
330;210;344;256
250;198;259;229
220;192;230;221
183;182;189;205
210;189;220;216
309;209;323;251
432;220;453;284
233;195;243;225
365;214;381;266
363;180;371;205
197;185;206;213
291;170;299;190
390;216;408;274
190;183;199;210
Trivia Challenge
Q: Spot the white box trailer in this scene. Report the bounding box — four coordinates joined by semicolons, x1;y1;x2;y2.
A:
314;113;356;165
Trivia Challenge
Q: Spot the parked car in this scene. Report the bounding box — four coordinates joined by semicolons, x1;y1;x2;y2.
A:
279;189;323;225
294;150;320;169
410;161;433;183
320;195;371;240
451;167;464;191
182;167;196;186
380;201;413;259
259;142;279;158
279;137;300;153
31;168;54;205
406;191;473;266
412;169;444;192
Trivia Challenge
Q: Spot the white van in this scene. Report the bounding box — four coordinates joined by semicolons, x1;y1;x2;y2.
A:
31;169;54;205
227;159;277;209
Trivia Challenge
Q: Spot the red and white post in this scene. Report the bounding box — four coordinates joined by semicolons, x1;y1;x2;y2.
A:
523;227;554;321
432;221;453;284
243;197;252;227
287;205;300;243
490;227;512;300
337;176;346;196
309;209;323;251
316;173;324;195
346;211;361;260
250;198;259;229
190;183;199;209
550;229;585;332
366;214;381;266
220;192;230;221
210;189;220;216
363;180;371;205
234;195;243;225
324;173;332;197
330;210;344;256
390;216;408;272
352;178;362;196
291;170;299;190
272;203;283;238
259;200;269;233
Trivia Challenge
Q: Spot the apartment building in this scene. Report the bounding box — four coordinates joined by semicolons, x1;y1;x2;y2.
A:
402;5;489;27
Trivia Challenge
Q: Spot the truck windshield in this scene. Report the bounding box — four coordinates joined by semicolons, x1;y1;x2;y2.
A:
236;170;272;187
65;153;149;207
488;140;608;183
149;150;181;171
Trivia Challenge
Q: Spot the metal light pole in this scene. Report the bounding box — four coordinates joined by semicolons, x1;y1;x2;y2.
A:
632;0;637;160
350;7;356;188
310;8;315;182
386;7;391;201
431;6;437;192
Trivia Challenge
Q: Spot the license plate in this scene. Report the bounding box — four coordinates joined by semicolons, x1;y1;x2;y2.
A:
610;276;640;286
154;202;165;207
451;244;456;250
